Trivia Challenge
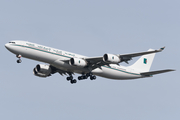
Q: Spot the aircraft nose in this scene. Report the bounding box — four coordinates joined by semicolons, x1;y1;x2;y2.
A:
5;43;9;49
5;43;11;51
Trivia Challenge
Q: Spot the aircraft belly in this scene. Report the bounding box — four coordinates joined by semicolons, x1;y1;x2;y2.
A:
52;59;90;74
94;66;141;80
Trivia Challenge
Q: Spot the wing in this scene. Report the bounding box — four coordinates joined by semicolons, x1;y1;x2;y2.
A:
141;69;175;76
85;56;108;70
84;47;165;70
117;47;165;63
50;65;74;76
119;47;165;58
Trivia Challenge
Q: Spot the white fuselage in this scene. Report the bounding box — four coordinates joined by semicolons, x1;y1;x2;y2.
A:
5;41;143;80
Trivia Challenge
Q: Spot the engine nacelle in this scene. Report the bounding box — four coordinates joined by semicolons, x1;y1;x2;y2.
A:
69;58;87;67
33;64;52;77
103;54;121;64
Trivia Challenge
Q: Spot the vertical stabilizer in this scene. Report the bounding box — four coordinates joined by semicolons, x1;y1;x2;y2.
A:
129;49;155;72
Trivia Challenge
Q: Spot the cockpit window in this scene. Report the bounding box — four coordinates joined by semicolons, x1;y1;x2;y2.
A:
9;42;15;44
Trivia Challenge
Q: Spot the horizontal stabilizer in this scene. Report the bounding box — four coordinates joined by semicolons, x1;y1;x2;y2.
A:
141;69;175;76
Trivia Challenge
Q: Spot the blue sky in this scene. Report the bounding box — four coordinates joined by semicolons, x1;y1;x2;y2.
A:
0;0;179;120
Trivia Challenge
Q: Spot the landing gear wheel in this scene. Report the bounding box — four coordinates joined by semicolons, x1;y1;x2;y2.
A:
93;76;96;80
17;59;22;63
73;79;77;83
83;76;88;79
90;75;96;80
70;79;77;84
78;76;82;80
70;76;73;80
78;75;88;80
67;77;70;81
67;76;73;81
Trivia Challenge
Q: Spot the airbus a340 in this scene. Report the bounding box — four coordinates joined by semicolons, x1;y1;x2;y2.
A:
5;40;174;84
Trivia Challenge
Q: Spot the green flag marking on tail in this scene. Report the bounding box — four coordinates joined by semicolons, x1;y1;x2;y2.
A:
144;58;147;64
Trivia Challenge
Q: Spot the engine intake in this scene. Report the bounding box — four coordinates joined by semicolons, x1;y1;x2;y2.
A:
33;64;52;77
103;54;121;64
69;58;87;67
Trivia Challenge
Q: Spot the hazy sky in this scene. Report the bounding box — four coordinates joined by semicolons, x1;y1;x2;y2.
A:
0;0;179;120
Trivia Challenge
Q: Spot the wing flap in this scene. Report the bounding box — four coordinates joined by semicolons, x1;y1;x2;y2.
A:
85;56;103;63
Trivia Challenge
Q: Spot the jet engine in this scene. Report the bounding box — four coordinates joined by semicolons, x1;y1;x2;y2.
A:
103;54;121;64
69;58;87;67
33;64;52;77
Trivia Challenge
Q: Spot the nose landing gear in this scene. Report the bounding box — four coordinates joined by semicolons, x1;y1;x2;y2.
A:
17;59;22;63
16;55;22;63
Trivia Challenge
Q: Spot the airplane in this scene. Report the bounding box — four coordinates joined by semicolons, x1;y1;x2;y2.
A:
5;40;174;84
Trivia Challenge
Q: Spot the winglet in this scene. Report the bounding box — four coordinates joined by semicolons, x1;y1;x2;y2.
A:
159;46;165;51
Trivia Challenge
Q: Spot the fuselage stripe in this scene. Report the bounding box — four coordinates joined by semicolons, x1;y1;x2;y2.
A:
102;66;140;75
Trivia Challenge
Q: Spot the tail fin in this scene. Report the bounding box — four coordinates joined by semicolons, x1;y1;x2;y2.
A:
129;49;155;72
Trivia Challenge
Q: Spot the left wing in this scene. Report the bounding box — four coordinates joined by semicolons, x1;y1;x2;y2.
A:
117;47;165;63
84;47;165;69
119;47;165;58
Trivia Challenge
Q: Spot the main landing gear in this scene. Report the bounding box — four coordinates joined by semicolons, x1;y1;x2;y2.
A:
67;73;97;84
66;75;77;84
78;74;88;80
16;54;22;63
78;73;96;80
